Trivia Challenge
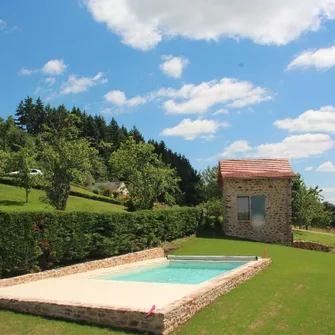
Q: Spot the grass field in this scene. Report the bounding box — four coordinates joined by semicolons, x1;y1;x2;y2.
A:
0;183;125;212
293;229;335;247
1;234;334;335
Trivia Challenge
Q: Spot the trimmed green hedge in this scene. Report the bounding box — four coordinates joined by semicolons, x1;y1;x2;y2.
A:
0;207;203;278
68;190;123;205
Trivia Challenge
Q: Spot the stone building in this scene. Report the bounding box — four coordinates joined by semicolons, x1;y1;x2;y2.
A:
218;159;296;245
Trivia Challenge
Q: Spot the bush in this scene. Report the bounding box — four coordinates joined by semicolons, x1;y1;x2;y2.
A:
0;207;203;278
101;186;113;198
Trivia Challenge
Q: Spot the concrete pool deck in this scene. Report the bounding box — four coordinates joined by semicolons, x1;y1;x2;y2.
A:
0;248;271;334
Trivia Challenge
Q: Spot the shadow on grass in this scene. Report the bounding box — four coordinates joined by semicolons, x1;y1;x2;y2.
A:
0;200;25;206
195;228;288;248
0;309;147;335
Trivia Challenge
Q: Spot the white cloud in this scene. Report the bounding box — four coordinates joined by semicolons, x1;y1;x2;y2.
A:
287;45;335;71
305;166;314;171
206;140;252;160
127;96;147;106
254;134;334;159
206;134;334;161
322;187;335;193
274;106;335;133
160;118;229;140
60;72;107;94
160;55;189;78
102;77;271;114
45;77;56;86
84;0;335;51
18;68;38;76
42;59;68;75
316;161;335;172
104;90;126;105
161;78;271;114
104;90;147;107
213;108;229;116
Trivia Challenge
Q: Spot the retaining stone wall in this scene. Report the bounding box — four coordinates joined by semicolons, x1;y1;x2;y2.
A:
293;240;330;252
223;178;292;245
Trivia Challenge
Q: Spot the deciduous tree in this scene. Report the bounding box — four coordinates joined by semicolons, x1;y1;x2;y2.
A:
38;115;98;210
109;137;181;209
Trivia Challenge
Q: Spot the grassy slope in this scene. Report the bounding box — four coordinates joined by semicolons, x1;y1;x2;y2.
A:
0;184;125;212
0;235;334;335
293;229;335;247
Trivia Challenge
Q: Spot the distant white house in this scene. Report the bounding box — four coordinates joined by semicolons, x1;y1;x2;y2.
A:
95;181;129;195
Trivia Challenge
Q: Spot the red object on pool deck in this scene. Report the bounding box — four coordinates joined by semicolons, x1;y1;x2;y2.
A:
145;305;156;318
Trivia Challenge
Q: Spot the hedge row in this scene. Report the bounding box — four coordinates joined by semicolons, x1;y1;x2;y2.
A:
0;177;123;205
0;207;203;278
68;190;123;205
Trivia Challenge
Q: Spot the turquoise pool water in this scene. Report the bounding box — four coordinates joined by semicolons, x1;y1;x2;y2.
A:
97;261;247;285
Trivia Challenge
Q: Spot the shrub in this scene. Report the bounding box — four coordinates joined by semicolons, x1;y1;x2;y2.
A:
83;174;95;188
101;186;113;197
0;207;203;278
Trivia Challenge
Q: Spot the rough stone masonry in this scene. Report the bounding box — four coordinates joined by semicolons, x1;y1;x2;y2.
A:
222;178;293;246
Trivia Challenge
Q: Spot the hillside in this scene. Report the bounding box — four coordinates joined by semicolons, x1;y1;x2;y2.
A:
0;184;126;212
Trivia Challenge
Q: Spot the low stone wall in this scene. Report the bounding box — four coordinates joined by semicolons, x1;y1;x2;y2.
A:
293;240;330;252
0;298;166;334
0;247;165;288
161;258;271;334
0;257;271;334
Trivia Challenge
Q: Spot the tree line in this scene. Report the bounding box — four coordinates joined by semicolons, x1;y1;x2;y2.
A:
0;96;204;209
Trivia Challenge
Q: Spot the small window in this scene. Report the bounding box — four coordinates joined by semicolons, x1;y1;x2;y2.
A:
251;195;265;221
237;196;250;220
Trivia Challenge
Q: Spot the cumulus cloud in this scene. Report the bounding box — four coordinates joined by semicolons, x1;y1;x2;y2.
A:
161;78;271;114
274;106;335;133
42;59;68;75
160;118;229;140
103;77;271;114
316;161;335;172
287;45;335;71
104;90;147;107
305;166;314;171
159;55;189;78
18;59;68;76
60;72;107;94
206;134;334;161
84;0;335;51
206;140;252;160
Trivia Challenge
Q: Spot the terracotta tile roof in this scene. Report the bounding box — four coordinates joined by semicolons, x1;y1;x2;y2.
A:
218;159;296;181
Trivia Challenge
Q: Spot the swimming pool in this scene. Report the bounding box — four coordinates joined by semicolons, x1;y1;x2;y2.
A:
96;260;247;285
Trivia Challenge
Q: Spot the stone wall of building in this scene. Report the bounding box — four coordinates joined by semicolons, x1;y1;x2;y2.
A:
222;178;292;245
0;247;165;288
293;240;330;252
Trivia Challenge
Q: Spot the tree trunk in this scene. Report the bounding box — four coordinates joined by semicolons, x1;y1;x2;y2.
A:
25;189;29;203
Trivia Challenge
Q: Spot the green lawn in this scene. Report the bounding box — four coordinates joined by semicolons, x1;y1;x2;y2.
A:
0;184;125;212
293;229;335;247
1;235;334;335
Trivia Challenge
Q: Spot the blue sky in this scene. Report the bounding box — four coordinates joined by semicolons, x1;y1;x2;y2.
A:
1;0;335;203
